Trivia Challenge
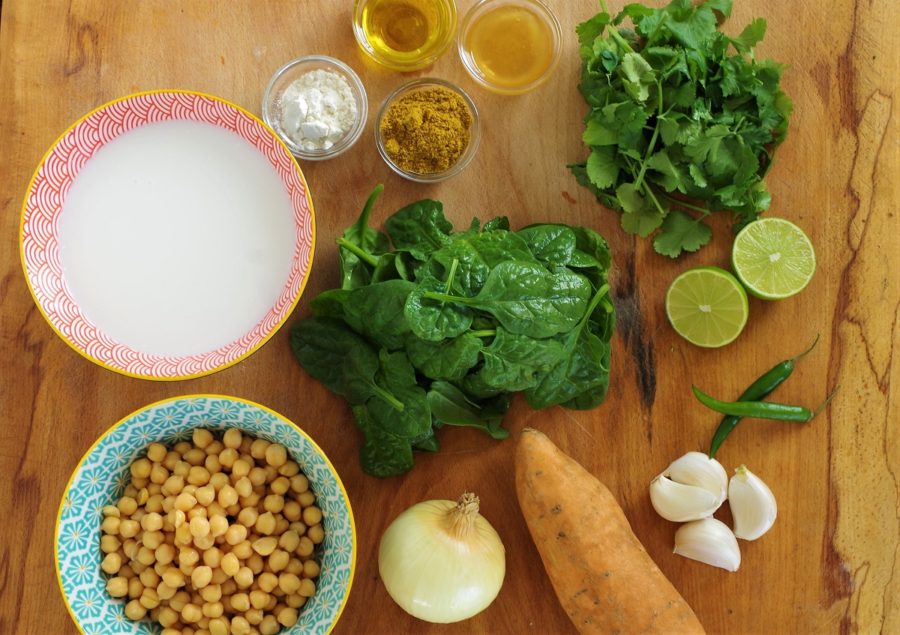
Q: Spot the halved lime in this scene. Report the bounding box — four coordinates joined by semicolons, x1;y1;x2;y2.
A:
666;267;749;348
731;218;816;300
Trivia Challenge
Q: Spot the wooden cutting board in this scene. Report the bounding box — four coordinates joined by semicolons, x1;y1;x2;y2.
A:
0;1;896;633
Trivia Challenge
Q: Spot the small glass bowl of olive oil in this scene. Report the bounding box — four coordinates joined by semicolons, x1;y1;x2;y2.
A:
458;0;561;95
353;0;458;72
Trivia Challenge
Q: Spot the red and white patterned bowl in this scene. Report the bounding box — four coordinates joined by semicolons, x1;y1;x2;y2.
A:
19;90;315;380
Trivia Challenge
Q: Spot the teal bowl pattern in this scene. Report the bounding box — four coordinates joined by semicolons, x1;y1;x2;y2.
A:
55;395;356;635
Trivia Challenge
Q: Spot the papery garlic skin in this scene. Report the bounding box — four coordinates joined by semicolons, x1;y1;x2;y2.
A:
729;465;777;540
649;451;728;522
674;517;741;572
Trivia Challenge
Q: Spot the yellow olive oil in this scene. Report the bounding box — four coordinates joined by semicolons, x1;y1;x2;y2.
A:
465;4;554;90
360;0;455;68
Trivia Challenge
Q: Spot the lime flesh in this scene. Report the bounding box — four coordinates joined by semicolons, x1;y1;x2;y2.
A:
732;218;816;300
666;266;749;348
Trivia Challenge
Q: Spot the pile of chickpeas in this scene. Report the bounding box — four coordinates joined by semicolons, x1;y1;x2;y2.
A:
99;428;325;635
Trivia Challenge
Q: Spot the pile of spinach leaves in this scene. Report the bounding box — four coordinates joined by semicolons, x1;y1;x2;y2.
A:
571;0;792;257
291;186;616;477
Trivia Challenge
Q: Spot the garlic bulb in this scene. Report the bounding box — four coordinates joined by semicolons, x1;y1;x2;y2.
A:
649;451;727;522
674;517;741;572
378;492;505;623
729;465;777;540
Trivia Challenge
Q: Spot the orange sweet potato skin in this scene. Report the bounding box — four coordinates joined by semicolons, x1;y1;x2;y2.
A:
515;428;705;635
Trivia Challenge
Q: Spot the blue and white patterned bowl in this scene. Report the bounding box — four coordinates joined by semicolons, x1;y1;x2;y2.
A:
55;395;356;635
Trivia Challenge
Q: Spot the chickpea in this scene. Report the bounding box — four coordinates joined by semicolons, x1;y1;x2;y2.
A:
142;530;164;550
192;428;214;449
199;583;222;603
209;514;228;538
286;593;307;610
290;474;309;494
127;577;144;599
181;602;203;624
278;530;300;553
150;463;169;485
157;605;179;628
298;577;316;598
220;552;240;577
277;606;299;627
231;615;251;635
307;524;325;545
231;540;253;561
130;458;152;480
124;598;147;620
100;534;121;554
285;558;303;576
118;494;139;515
246;553;264;575
208;472;229;492
169;590;191;611
302;559;320;579
162;474;185;496
202;600;224;619
247;589;269;610
217;485;238;508
257;572;279;593
245;607;265;625
194;485;215;507
278;573;301;595
175;523;193;545
263;495;284;514
230;592;251;612
100;516;120;535
248;467;267;487
218;448;238;469
140;587;160;609
210;567;229;585
224;523;247;546
296;536;314;558
173;461;191;478
259;614;280;635
190;515;210;538
193;532;215;551
179;547;200;567
208;616;229;635
191;565;213;588
157;581;177;601
206;440;224;455
255;512;276;536
140;511;163;532
264;444;287;468
236;508;258;529
221;579;237;596
297;491;316;508
155;543;176;566
204;454;222;474
175;492;197;513
106;576;129;598
223;428;243;449
202;546;223;568
139;567;160;589
188;465;211;486
174;441;192;455
233;476;252;498
136;546;156;566
268;550;289;573
235;566;254;589
278;461;300;478
249;438;269;460
232;459;252;479
252;536;278;557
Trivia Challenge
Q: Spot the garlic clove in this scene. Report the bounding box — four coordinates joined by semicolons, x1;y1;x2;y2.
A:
649;475;723;522
667;451;728;501
674;517;741;572
728;465;777;541
649;451;727;522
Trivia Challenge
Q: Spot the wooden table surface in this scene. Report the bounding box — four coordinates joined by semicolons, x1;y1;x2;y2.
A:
1;1;897;633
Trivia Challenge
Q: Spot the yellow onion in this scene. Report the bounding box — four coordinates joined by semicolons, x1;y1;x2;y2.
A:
378;492;505;623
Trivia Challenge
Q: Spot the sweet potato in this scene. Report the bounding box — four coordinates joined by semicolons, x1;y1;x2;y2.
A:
515;427;705;634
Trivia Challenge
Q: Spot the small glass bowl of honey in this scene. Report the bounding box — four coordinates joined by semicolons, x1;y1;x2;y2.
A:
458;0;561;95
353;0;458;72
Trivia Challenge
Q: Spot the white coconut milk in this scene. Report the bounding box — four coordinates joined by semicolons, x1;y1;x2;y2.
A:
57;119;297;357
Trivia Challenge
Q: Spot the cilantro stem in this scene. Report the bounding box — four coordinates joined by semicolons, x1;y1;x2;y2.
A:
633;82;664;190
336;237;379;268
641;181;667;217
656;190;712;216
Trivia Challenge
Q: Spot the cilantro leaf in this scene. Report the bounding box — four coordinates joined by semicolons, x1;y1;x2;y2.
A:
586;147;620;189
652;210;713;257
729;17;766;55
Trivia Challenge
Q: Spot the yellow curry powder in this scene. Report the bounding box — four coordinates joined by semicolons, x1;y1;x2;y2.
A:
380;86;472;174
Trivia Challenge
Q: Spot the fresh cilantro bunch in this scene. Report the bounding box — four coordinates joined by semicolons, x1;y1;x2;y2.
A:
571;0;792;257
291;186;615;477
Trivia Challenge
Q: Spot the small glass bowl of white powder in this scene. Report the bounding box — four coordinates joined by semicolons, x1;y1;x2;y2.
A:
263;55;367;161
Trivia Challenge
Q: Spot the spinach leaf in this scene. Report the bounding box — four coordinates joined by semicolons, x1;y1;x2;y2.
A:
424;262;593;338
309;289;351;320
404;272;474;342
525;285;613;409
518;225;577;267
343;279;416;351
405;332;483;381
353;406;414;477
368;350;432;439
290;318;403;409
385;199;453;261
427;381;510;439
480;327;566;391
337;185;391;290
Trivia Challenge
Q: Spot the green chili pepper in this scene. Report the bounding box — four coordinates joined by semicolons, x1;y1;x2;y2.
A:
708;335;819;458
693;385;838;423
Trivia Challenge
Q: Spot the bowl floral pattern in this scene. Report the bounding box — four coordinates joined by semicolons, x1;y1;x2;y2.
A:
55;395;355;635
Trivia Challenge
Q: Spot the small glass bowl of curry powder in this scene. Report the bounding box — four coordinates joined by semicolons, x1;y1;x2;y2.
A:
375;78;481;182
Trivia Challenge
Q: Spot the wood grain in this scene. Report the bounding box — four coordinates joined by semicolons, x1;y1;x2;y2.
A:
0;1;897;634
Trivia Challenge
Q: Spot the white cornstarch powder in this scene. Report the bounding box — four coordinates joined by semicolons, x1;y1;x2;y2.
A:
280;69;358;151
